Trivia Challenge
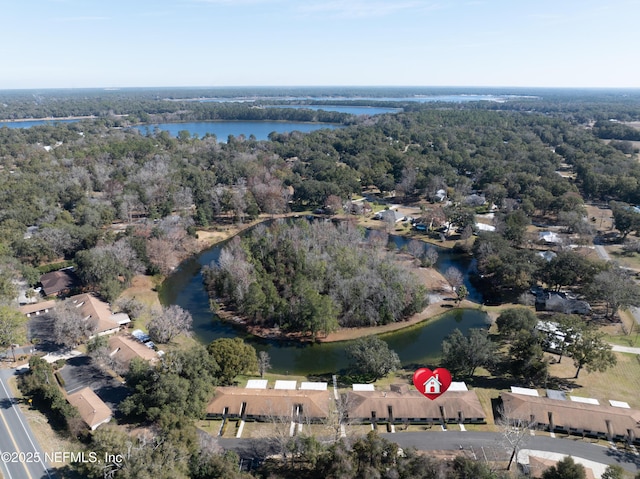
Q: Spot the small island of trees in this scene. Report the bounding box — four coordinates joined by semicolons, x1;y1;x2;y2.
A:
203;220;428;337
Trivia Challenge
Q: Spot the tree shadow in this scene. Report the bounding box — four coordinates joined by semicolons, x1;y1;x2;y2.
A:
604;446;640;469
544;375;581;392
467;375;516;391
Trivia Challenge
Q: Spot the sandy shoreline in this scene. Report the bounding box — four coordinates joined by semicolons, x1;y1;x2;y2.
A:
216;296;481;343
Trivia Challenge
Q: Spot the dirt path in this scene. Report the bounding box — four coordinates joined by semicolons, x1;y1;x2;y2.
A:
224;265;475;343
318;298;479;342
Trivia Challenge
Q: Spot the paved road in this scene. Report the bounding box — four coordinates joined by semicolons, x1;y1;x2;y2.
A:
611;344;640;354
384;432;640;474
219;431;640;475
0;369;57;479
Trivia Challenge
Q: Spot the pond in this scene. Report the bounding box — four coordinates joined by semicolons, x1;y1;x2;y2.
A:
159;224;488;375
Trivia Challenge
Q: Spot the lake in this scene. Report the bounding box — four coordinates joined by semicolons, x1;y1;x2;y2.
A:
0;119;79;128
0;118;341;141
133;121;341;141
159;224;488;375
197;94;515;103
267;105;402;115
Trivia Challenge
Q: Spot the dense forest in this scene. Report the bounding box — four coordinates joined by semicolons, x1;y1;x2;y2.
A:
204;220;427;335
1;88;640;307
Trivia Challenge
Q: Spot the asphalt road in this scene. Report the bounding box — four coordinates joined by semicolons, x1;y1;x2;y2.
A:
384;432;640;474
219;431;640;475
0;368;57;479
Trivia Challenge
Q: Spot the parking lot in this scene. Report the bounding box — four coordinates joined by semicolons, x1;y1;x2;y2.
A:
59;355;130;412
27;313;58;353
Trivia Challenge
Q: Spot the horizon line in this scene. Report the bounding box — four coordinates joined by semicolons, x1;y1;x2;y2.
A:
1;85;640;92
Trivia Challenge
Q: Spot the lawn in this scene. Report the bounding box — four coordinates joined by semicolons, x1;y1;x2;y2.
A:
196;419;223;437
607;245;640;271
546;351;640;408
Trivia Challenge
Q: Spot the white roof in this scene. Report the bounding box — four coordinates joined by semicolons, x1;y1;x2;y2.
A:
609;400;630;408
539;231;562;243
299;382;328;391
274;380;297;390
448;382;468;391
352;384;375;391
111;313;131;325
475;222;496;232
570;395;600;405
246;379;268;389
510;386;539;397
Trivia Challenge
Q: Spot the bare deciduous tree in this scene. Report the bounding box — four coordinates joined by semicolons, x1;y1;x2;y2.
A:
322;194;342;215
396;166;417;198
87;335;128;376
172;186;193;213
114;297;146;320
324;393;355;443
52;299;98;348
368;229;389;250
406;239;425;260
147;305;193;344
248;169;288;214
444;265;464;289
422;247;439;268
146;237;179;275
496;404;537;471
258;351;271;378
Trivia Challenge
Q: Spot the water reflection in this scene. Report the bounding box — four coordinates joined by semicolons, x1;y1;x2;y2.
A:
159;224;488;374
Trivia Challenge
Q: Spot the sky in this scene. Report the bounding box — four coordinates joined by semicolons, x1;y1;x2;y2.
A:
1;0;639;89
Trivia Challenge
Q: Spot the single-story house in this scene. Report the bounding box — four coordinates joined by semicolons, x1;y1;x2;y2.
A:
23;226;39;239
374;209;405;223
40;269;79;297
108;335;158;368
500;392;640;444
68;293;131;337
434;189;447;203
536;292;591;315
19;300;57;317
475;222;496;232
345;384;486;425
538;231;562;245
464;194;486;207
67;387;112;430
207;386;331;422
